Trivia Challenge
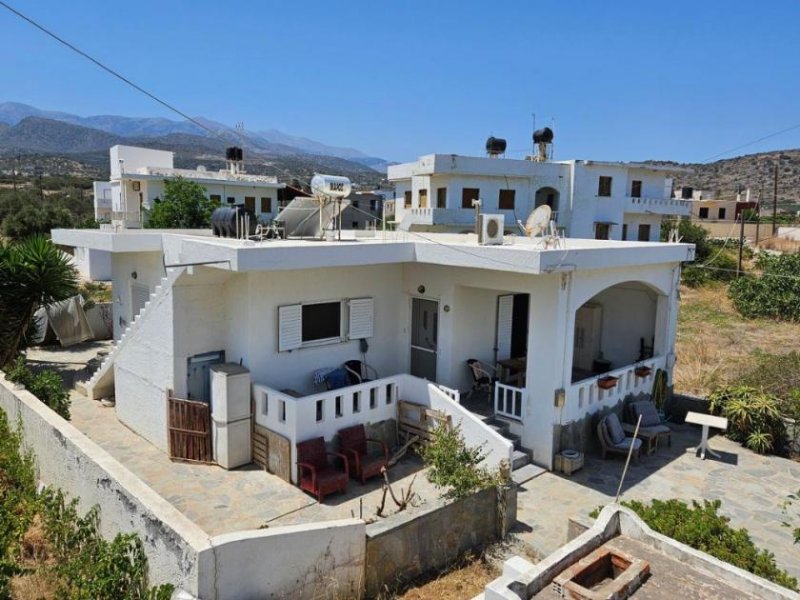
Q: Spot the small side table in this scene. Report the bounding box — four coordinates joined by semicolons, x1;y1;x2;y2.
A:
685;411;728;460
556;450;584;475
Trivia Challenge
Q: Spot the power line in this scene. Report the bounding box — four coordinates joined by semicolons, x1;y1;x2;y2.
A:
699;122;800;163
0;0;231;143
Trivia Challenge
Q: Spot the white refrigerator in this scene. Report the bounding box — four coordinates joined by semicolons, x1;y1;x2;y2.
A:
209;363;252;469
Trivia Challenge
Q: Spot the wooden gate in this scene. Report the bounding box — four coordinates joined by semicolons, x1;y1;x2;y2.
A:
167;394;213;463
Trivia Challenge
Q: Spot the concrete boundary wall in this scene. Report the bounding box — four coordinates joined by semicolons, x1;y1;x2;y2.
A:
200;520;366;600
1;375;510;599
0;374;207;591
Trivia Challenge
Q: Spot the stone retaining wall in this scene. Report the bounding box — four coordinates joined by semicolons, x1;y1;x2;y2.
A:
364;484;517;597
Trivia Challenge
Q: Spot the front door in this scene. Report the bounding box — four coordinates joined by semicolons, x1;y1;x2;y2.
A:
410;298;438;381
186;351;225;402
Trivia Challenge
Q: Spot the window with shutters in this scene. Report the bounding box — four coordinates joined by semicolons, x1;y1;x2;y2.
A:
637;224;651;241
404;191;412;208
498;189;515;210
418;189;428;208
278;297;373;351
598;176;612;197
462;187;480;209
245;197;256;212
260;197;272;213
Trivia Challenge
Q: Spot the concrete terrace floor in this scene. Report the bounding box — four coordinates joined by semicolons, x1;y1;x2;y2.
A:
513;424;800;580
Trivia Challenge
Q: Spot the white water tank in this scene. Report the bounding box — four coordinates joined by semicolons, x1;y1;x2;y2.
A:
311;174;352;198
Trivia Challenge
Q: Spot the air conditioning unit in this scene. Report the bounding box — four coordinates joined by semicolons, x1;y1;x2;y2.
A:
479;214;504;245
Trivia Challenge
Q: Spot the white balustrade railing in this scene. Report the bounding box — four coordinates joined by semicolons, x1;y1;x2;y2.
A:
494;381;525;421
626;197;691;214
253;373;512;482
566;356;667;422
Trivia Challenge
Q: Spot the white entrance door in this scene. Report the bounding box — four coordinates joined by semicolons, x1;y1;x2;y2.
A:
410;298;438;381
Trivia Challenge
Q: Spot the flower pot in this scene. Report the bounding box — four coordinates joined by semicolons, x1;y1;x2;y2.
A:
635;367;652;378
597;376;618;390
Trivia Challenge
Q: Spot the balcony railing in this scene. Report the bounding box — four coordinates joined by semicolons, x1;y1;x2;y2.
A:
626;197;691;215
565;356;667;422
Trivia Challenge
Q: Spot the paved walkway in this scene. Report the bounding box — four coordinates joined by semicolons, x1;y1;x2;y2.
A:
513;424;800;579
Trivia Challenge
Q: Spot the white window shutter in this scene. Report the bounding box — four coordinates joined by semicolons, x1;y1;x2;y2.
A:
348;298;374;340
495;294;513;361
278;304;302;351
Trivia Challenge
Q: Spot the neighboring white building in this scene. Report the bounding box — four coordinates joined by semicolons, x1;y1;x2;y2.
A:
53;226;694;476
97;145;285;228
388;153;692;242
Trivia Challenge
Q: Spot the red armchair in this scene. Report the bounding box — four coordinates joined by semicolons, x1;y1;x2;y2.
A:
296;437;349;502
338;424;389;484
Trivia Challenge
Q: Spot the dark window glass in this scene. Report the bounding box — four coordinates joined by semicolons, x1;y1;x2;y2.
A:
301;302;341;342
499;189;516;210
598;176;612;197
462;187;480;209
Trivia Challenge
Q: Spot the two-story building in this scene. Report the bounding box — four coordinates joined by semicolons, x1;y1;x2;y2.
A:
388;153;692;242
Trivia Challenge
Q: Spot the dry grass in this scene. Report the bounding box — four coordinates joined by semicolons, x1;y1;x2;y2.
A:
675;284;800;397
758;237;800;253
390;554;499;600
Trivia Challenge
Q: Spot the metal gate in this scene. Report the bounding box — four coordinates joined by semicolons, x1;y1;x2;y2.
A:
167;394;213;463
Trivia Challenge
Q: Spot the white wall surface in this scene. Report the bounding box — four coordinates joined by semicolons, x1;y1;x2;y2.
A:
0;375;206;592
111;251;165;339
200;520;366;600
111;145;173;178
73;247;112;281
114;280;175;451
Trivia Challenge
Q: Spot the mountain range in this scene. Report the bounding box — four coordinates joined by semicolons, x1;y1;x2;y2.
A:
0;102;393;186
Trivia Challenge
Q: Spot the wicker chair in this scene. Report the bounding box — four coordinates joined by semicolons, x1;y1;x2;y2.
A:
296;437;349;502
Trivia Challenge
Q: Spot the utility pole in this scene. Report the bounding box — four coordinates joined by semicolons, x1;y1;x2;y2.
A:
737;214;745;277
772;161;779;236
755;181;763;245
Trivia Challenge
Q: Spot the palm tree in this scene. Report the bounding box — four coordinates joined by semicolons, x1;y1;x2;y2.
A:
0;235;78;366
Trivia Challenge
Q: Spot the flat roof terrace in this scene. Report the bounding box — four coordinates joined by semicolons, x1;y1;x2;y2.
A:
52;228;696;275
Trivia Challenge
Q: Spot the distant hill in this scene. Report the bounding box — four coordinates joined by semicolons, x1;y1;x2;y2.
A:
0;116;384;187
649;149;800;206
0;101;390;171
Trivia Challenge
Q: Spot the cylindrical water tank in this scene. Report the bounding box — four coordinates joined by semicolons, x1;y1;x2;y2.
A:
310;174;352;198
533;127;554;144
211;205;256;237
225;146;243;161
485;137;507;155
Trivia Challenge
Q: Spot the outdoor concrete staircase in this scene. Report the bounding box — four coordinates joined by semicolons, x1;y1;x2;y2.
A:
484;416;545;485
77;267;184;400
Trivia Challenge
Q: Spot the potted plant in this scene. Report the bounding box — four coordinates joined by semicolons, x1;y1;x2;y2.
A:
634;362;652;378
597;375;618;390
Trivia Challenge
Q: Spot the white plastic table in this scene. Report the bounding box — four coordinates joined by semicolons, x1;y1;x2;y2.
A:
685;412;728;460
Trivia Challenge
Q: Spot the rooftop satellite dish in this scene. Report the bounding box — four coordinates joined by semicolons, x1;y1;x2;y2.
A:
525;205;552;238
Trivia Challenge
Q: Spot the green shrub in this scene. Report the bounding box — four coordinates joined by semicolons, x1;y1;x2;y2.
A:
729;252;800;321
0;411;39;592
707;386;786;454
601;499;797;591
734;351;800;401
665;219;740;287
5;356;71;420
421;425;501;500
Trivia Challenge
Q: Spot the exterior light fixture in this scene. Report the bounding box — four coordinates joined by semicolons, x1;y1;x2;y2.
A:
417;285;425;294
131;271;138;279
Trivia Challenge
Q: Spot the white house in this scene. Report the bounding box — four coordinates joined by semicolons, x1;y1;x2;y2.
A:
98;145;285;228
388;153;692;242
53;225;693;479
73;145;286;281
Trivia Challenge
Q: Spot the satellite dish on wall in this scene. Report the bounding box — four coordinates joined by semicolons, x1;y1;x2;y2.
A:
525;205;552;238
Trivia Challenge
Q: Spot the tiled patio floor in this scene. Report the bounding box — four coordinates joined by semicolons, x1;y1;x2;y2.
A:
513;424;800;579
69;390;439;535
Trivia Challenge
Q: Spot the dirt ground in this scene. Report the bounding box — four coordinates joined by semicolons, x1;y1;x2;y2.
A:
673;284;800;397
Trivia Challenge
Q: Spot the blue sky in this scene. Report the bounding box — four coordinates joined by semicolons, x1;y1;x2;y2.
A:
2;0;799;162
